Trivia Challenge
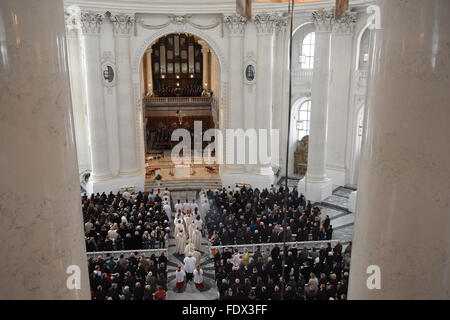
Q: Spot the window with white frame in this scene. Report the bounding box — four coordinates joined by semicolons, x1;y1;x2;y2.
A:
297;100;311;141
300;32;315;69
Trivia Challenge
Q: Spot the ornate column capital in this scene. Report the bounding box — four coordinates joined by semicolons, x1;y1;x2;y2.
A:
80;11;105;35
312;8;333;33
254;13;277;35
110;14;135;37
224;13;247;36
64;6;81;36
275;13;289;34
333;12;357;35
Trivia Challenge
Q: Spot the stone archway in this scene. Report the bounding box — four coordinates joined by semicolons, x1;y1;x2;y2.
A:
130;24;229;176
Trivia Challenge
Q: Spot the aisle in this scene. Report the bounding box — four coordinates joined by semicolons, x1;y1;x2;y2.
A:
165;235;218;300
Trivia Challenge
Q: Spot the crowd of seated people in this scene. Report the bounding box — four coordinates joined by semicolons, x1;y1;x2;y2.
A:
213;241;352;300
88;252;169;300
155;85;203;97
82;190;171;253
204;185;334;247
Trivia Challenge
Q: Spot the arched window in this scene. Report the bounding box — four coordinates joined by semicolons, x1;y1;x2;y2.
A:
297;100;311;141
300;32;315;69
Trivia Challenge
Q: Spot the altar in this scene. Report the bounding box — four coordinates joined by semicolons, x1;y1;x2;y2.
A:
175;164;191;177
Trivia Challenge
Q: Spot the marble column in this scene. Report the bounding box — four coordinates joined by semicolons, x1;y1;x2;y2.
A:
273;14;289;174
110;14;139;177
0;0;90;299
254;13;276;177
348;0;450;299
80;11;112;181
145;48;153;96
326;12;357;186
201;44;210;91
298;9;333;202
65;11;91;172
224;14;247;173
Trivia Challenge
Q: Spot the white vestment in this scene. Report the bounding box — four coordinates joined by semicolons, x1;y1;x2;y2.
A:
192;250;201;266
176;269;185;283
192;229;202;252
175;232;186;255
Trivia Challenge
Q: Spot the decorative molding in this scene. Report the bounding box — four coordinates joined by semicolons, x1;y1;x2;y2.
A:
275;12;289;34
312;8;333;32
224;13;247;36
333;11;357;35
110;13;135;36
64;5;82;36
137;14;221;32
243;51;257;87
80;11;105;35
254;13;277;35
100;51;116;93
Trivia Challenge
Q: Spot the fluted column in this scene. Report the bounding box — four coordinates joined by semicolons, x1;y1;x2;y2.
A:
348;0;450;299
326;12;357;186
298;9;333;201
0;0;90;299
224;14;247;172
65;9;90;172
110;14;139;177
201;44;211;91
273;14;289;173
254;13;277;176
80;11;112;180
145;48;153;96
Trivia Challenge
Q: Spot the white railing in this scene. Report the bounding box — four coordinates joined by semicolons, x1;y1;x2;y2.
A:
208;240;344;258
86;248;168;260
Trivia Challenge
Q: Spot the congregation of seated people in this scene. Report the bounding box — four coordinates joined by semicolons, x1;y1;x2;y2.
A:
155;85;203;97
88;252;169;300
82;190;172;253
213;241;352;300
204;185;334;247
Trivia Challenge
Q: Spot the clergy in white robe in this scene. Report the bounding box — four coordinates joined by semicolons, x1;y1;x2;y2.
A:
192;227;202;252
184;240;196;258
182;200;190;214
174;200;183;214
175;220;185;233
190;200;199;214
192;249;201;266
175;229;186;255
163;201;172;223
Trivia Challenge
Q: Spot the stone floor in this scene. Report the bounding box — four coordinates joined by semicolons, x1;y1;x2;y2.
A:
164;186;356;300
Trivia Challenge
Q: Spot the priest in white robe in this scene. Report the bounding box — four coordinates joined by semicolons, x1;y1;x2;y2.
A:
175;229;186;255
192;227;202;252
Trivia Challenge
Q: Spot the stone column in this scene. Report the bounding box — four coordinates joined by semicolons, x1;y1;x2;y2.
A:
348;0;450;300
326;12;357;186
110;14;139;177
0;0;90;299
224;14;247;173
80;11;112;181
273;14;289;174
298;9;333;202
145;48;153;96
65;9;91;172
254;13;276;177
201;44;210;91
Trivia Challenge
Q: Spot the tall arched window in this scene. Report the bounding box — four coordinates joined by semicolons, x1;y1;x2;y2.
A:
300;32;315;69
297;100;311;141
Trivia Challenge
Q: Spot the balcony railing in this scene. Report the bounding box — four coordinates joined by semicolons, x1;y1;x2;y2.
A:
292;68;314;82
143;96;212;106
